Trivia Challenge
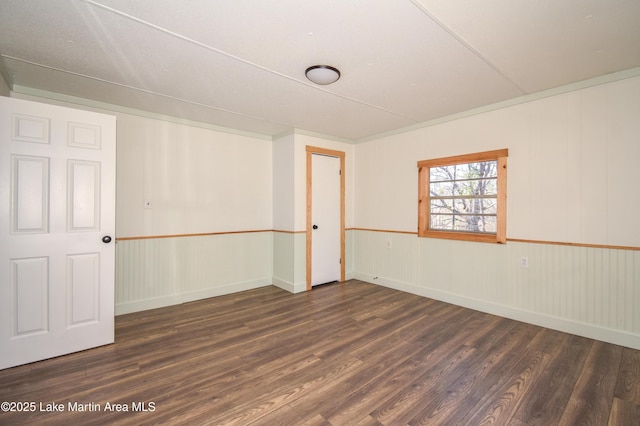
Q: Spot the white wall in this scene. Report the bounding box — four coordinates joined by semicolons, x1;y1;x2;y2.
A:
0;61;10;96
116;114;272;237
356;77;640;247
272;133;301;291
112;113;274;313
272;133;296;231
0;76;9;97
354;75;640;349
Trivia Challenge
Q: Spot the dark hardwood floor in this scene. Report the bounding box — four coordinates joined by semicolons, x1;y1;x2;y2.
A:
1;280;639;425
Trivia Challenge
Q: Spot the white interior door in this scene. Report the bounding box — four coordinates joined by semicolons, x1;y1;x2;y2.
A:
0;96;116;370
311;153;341;286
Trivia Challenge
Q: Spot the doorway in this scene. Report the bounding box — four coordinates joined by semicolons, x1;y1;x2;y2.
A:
306;146;345;290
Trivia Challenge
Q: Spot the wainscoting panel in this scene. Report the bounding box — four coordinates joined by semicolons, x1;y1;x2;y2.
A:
353;229;640;349
272;231;307;293
272;231;355;294
115;232;273;314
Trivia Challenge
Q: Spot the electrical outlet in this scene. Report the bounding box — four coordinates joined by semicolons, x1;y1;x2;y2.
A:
520;256;529;269
386;240;392;249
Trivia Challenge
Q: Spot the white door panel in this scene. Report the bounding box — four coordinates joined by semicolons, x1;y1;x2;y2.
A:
0;96;116;370
12;257;49;336
311;154;341;286
11;155;49;233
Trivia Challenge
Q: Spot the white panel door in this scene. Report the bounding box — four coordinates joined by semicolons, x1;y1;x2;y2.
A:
0;96;116;370
311;154;341;286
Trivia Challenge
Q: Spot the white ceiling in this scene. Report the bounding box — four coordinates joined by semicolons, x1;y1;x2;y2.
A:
1;0;639;141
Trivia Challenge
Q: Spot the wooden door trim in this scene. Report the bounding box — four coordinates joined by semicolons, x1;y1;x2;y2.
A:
306;146;345;291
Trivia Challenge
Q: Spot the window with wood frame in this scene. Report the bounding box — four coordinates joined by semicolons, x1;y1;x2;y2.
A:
418;149;508;243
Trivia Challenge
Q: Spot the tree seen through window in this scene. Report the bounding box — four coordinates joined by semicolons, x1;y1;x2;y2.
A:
429;160;498;234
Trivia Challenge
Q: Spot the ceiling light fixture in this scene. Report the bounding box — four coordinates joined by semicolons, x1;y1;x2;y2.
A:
305;65;341;85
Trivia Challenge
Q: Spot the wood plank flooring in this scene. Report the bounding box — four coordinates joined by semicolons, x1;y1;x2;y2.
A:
1;280;639;425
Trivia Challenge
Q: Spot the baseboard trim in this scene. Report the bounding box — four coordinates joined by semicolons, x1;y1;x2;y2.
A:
115;278;272;315
272;277;307;294
274;274;356;294
353;273;640;350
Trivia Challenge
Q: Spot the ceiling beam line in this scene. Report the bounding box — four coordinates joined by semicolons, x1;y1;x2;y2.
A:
408;0;527;95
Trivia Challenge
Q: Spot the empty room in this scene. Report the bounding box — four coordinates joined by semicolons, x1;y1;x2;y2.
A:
1;1;639;424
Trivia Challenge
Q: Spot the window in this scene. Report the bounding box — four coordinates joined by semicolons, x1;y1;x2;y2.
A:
418;149;508;243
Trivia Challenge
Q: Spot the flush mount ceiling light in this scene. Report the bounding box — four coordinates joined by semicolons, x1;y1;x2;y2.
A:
305;65;341;85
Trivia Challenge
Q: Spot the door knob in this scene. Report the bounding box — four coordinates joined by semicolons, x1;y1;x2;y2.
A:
312;225;318;230
102;236;112;244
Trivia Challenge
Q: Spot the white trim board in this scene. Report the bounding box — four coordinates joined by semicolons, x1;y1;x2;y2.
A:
115;278;272;315
354;272;640;351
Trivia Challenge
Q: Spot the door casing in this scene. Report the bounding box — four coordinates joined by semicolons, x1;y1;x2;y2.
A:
305;145;345;290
